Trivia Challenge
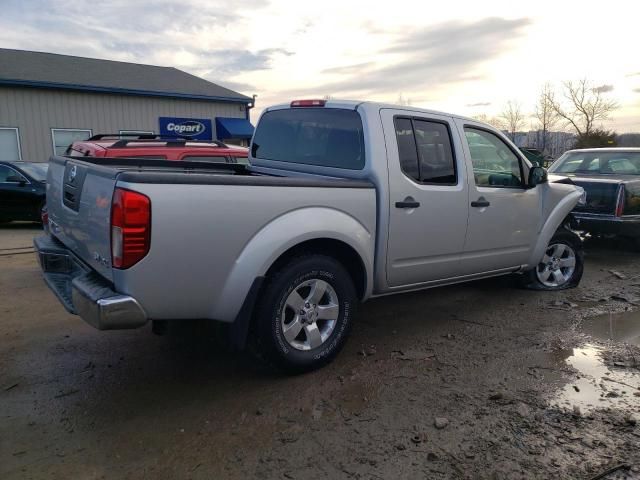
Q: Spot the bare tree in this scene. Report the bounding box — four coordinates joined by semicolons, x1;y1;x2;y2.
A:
499;101;525;141
534;83;560;153
547;79;618;137
396;93;412;106
472;113;503;129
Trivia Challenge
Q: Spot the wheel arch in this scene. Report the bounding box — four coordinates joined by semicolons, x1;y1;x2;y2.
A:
264;237;368;301
527;189;583;267
213;206;374;323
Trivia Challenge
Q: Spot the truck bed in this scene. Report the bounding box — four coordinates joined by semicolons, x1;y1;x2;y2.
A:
44;155;376;323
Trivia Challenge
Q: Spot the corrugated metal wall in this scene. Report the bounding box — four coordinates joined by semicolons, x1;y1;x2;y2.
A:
0;86;248;161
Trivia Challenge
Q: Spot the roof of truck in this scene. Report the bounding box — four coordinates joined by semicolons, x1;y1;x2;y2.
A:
564;148;640;153
264;99;484;125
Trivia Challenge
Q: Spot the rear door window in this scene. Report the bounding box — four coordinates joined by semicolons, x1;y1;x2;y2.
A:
0;165;27;183
251;108;365;169
394;117;457;184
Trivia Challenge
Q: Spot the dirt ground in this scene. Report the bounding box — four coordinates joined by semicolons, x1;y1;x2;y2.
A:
1;224;640;480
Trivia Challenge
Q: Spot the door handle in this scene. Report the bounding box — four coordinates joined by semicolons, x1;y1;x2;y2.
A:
471;197;490;208
395;198;420;209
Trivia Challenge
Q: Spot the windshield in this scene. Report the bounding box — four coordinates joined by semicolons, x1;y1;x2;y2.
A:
14;162;49;181
549;151;640;175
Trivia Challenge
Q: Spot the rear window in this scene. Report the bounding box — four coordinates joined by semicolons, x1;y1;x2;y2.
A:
251;108;365;169
550;151;640;175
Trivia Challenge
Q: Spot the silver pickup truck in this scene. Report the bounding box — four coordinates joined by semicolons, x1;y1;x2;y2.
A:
36;99;585;372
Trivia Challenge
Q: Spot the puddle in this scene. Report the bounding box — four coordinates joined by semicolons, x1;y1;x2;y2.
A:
552;344;640;412
582;310;640;347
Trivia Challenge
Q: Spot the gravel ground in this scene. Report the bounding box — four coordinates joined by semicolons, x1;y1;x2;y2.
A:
1;224;639;480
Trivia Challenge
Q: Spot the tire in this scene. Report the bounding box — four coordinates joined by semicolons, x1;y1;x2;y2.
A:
252;254;357;374
521;229;584;290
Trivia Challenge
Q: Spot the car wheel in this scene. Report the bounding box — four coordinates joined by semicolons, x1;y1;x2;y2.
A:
252;254;357;373
521;229;584;290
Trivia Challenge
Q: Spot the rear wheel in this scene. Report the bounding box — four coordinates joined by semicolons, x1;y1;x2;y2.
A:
522;229;584;290
251;254;357;373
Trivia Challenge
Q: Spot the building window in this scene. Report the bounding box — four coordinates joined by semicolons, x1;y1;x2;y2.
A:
0;128;21;161
51;129;92;156
119;130;155;138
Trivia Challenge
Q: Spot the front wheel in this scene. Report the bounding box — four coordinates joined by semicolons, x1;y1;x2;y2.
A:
521;229;584;290
251;254;357;373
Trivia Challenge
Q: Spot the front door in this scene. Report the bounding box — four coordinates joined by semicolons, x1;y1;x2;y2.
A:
383;109;470;287
456;121;541;274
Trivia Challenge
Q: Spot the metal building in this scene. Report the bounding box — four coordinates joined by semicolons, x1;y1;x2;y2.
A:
0;49;256;162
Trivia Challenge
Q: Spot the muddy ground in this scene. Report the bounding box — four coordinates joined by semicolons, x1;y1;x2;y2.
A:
1;224;640;480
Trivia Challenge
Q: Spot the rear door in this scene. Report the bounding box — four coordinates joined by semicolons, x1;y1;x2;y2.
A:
382;109;470;286
456;121;541;273
47;157;117;281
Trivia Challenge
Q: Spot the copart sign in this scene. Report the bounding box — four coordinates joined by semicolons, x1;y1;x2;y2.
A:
159;117;213;140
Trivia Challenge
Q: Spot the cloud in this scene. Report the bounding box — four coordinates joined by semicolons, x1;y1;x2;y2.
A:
322;62;376;75
204;48;294;74
593;84;614;93
625;72;640;77
0;0;272;73
634;88;640;93
215;79;258;94
296;17;531;97
466;102;492;107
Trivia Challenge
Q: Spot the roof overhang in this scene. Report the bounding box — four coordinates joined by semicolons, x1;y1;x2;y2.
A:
216;117;255;139
0;78;252;104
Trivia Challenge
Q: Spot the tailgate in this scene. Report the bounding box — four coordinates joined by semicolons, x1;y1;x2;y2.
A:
46;156;116;281
571;179;620;215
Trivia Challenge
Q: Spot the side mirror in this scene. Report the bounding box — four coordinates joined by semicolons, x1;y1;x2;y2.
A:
528;166;548;188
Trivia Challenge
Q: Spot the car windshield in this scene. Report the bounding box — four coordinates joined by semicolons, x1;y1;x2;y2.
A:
549;151;640;175
13;162;49;181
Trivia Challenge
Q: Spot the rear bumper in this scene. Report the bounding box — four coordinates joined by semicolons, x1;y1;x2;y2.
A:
34;235;148;330
573;212;640;236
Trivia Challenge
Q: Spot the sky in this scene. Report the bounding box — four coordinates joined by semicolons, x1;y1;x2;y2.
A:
1;0;638;132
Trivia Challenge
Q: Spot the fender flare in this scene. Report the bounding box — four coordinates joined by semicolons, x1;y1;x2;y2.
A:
212;206;375;323
527;189;583;268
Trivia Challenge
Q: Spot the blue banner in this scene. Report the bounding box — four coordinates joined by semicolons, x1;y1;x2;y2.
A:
159;117;212;140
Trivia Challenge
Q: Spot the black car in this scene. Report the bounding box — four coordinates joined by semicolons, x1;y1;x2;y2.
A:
548;148;640;247
0;161;48;223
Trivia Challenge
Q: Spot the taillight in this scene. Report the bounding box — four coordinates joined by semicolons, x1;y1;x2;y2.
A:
615;185;625;217
111;188;151;269
290;99;326;107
